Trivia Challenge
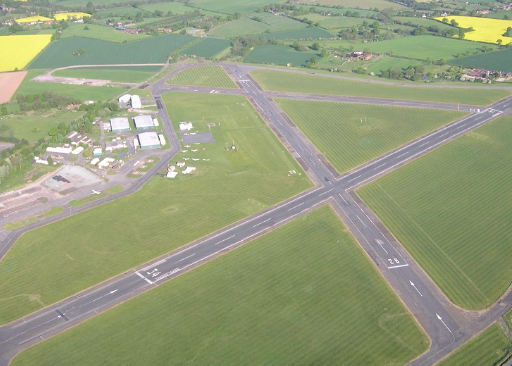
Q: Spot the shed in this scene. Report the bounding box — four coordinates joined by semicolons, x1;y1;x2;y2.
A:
130;95;142;109
110;117;130;132
133;115;154;130
137;132;160;149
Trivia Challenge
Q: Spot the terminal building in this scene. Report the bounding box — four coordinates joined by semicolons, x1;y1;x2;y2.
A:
133;115;155;130
137;132;161;149
110;117;130;132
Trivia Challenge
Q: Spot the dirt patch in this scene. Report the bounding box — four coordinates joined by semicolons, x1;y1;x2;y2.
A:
0;71;27;104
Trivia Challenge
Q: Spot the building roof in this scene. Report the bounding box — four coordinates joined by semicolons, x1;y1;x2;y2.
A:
110;117;130;131
131;95;142;109
138;132;160;148
133;115;154;129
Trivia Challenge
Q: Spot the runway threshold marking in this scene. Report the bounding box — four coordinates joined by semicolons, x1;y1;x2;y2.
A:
387;264;409;269
135;271;153;285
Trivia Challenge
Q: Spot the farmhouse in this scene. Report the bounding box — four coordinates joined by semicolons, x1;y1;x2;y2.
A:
110;117;130;132
133;115;154;130
137;132;161;149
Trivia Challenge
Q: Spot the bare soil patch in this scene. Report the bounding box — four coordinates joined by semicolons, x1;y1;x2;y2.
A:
0;71;27;104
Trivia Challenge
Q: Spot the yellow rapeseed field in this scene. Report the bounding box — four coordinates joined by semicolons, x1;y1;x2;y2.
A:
15;15;52;24
435;16;512;45
53;12;91;21
0;34;51;72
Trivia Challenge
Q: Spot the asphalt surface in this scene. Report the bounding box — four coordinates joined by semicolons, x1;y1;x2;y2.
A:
1;62;511;366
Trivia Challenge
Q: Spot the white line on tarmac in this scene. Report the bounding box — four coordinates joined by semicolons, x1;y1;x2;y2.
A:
356;215;366;227
215;234;236;245
287;202;304;211
387;264;409;269
252;218;271;228
135;271;153;285
319;188;333;196
177;253;195;262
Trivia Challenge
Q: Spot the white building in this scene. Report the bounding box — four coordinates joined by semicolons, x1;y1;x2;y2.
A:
137;132;161;149
158;134;166;145
182;166;196;175
133;115;154;130
130;95;142;109
71;146;84;155
90;158;100;165
119;94;131;104
110;117;130;132
179;122;193;131
46;146;72;154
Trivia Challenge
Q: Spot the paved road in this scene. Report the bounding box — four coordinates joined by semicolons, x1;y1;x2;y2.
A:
1;63;511;366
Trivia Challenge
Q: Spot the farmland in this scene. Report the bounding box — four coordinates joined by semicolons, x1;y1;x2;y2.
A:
53;66;161;83
438;324;510;365
0;71;26;104
277;99;464;173
179;37;231;58
168;65;237;88
209;14;307;38
0;35;51;72
244;45;316;67
10;206;428;366
0;92;311;324
29;35;194;69
358;116;512;309
53;12;91;21
450;48;512;73
61;24;149;43
435;16;512;45
251;70;510;105
290;0;405;9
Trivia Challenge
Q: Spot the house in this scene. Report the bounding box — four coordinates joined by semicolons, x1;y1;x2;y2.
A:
137;132;161;149
130;95;142;109
133;115;154;130
110;117;130;132
93;147;103;156
179;122;193;131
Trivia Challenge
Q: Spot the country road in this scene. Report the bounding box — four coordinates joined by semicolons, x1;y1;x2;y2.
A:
1;62;511;366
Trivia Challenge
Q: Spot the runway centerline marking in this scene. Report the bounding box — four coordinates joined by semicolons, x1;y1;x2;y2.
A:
252;218;271;228
287;202;304;211
177;253;195;262
214;234;236;245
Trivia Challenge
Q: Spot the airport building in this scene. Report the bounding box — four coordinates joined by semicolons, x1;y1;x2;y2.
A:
131;95;142;109
133;115;154;130
137;132;161;149
110;117;130;132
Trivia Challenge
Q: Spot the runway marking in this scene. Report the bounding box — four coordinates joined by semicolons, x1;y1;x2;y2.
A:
347;174;361;183
287;202;304;211
177;253;195;262
214;234;236;245
319;188;333;196
387;264;409;269
252;218;271;228
375;239;388;254
135;271;153;285
337;193;348;205
374;162;387;170
356;215;367;227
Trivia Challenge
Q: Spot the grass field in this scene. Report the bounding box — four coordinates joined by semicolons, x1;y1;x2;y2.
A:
61;23;149;43
14;70;127;102
10;206;428;366
359;116;512;309
179;37;231;58
435;16;512;45
53;66;161;83
188;0;278;14
0;110;83;142
0;92;311;324
0;35;52;72
438;324;510;365
29;35;194;69
291;0;405;9
168;65;237;88
251;70;510;105
209;14;307;38
262;27;333;40
450;48;512;73
244;45;316;66
277;99;464;173
301;14;368;29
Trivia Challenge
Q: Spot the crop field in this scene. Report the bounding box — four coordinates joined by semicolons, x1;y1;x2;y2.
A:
209;14;307;38
435;16;512;45
188;0;278;14
53;66;161;83
394;16;454;31
15;70;127;102
251;70;510;105
29;35;194;69
0;92;311;324
277;99;463;173
0;110;83;142
438;324;510;365
168;65;237;88
0;71;26;104
450;48;512;73
263;27;333;40
179;37;231;58
244;45;316;67
290;0;405;10
358;116;512;309
15;16;52;24
61;24;149;43
0;34;51;72
53;12;91;21
301;14;368;29
10;206;428;366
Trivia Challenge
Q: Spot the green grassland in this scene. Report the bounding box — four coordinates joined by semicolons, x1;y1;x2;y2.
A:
450;48;512;73
277;99;464;173
188;0;279;14
394;17;454;31
262;27;333;40
0;92;311;324
293;0;405;10
301;13;368;29
209;14;307;38
251;69;510;105
0;110;83;142
11;206;428;366
168;65;237;88
244;45;316;66
29;35;194;69
15;70;127;102
438;324;510;365
53;66;161;83
358;116;512;309
61;23;149;43
179;37;231;58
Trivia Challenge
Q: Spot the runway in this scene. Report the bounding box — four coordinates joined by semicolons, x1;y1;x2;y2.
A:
1;62;511;366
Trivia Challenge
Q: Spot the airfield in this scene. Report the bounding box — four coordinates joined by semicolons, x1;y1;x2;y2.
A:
0;62;510;365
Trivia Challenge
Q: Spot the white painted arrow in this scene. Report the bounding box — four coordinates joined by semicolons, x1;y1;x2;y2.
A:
436;313;453;334
109;289;118;295
409;280;423;296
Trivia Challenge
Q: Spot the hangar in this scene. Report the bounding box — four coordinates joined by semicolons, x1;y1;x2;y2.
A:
138;132;161;149
133;115;155;130
110;117;130;132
